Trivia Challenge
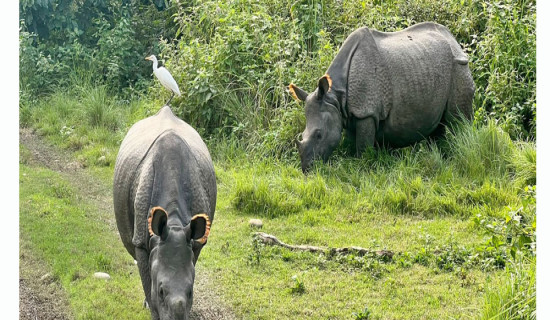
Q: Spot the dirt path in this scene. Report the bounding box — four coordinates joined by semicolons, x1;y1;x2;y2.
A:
19;128;237;320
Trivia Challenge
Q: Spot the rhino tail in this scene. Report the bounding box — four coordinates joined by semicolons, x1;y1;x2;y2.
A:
454;56;469;65
432;23;469;65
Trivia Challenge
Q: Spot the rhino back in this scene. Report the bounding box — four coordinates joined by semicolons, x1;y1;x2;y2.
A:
113;106;216;257
370;23;455;144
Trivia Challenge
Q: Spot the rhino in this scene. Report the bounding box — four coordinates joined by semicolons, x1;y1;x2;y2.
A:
289;22;475;173
113;106;217;320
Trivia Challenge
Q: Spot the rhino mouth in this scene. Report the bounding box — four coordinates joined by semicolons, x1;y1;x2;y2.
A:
301;160;313;174
296;139;311;173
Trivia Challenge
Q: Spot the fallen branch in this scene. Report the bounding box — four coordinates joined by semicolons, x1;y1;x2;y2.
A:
253;232;395;260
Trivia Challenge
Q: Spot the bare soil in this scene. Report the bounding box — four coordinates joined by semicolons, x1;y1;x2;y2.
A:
19;128;237;320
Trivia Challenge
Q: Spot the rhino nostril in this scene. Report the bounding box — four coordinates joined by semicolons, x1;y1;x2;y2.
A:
171;297;187;314
158;285;166;302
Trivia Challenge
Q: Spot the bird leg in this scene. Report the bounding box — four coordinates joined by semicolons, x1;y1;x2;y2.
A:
166;93;175;106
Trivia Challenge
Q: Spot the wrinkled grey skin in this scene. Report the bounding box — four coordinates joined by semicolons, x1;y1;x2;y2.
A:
113;106;216;320
291;22;475;173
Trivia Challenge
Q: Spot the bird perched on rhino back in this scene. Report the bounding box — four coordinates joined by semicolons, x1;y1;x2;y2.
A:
145;55;181;106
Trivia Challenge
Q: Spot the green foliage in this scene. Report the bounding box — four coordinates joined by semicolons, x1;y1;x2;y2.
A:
473;186;536;261
474;186;536;319
353;306;374;320
480;257;536;320
149;0;536;153
470;0;536;139
19;0;177;96
289;275;306;295
21;0;536;148
247;236;265;266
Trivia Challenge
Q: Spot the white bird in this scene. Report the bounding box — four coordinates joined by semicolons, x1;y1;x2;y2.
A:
145;55;181;106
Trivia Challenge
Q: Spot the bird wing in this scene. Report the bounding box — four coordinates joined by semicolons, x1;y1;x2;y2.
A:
154;67;181;96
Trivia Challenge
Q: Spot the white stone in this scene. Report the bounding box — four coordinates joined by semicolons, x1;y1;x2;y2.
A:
40;273;51;282
249;219;263;228
93;272;111;280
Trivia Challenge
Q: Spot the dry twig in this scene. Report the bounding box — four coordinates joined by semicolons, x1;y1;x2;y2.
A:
253;232;394;259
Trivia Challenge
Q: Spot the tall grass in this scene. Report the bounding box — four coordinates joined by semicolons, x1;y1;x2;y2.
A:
447;120;515;179
223;120;533;222
480;257;536;320
20;75;157;167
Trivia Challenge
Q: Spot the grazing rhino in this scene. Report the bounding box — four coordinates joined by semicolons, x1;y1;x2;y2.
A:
113;106;217;320
289;22;474;173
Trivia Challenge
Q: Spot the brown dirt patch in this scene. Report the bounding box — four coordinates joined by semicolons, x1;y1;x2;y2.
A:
19;241;72;320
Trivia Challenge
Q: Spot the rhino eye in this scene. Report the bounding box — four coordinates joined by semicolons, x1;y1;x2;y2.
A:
315;130;322;140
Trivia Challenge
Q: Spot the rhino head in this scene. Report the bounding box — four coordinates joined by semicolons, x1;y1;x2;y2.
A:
290;75;343;173
147;207;210;320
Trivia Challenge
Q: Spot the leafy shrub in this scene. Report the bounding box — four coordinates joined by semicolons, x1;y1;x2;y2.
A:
19;0;176;96
472;186;536;260
470;0;536;139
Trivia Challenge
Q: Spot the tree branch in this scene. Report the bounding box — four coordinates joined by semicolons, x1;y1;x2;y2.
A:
253;232;394;259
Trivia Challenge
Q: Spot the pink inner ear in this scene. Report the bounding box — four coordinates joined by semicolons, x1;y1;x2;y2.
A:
148;206;168;237
191;213;211;245
288;84;300;101
323;74;333;90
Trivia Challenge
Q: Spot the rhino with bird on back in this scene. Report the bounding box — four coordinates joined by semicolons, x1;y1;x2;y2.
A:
289;22;475;173
113;106;217;320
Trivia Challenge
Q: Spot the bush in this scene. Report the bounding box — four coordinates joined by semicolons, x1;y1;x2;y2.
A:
152;0;536;160
19;0;177;96
470;0;536;139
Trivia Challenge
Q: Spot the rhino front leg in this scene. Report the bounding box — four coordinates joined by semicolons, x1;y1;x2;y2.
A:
135;247;159;320
355;117;376;156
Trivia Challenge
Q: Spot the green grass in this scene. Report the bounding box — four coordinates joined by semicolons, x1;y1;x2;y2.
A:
193;156;516;319
19;82;536;318
480;257;536;320
19;163;150;320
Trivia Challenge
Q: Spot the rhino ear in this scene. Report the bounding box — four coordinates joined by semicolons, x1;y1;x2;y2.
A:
190;213;211;245
317;74;332;99
288;84;309;102
149;206;168;241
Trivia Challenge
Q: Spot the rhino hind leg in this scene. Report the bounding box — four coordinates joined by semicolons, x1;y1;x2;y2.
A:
444;64;475;122
355;117;377;156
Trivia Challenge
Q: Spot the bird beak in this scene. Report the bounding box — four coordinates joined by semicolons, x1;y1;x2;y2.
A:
145;56;151;61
